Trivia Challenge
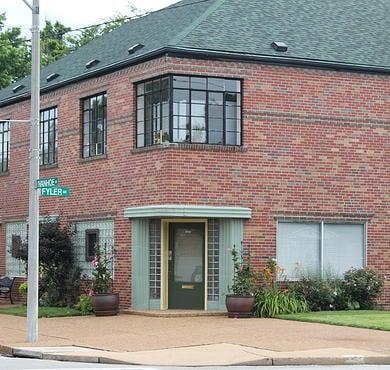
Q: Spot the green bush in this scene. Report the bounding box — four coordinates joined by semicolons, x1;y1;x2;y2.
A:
75;294;94;314
343;268;384;309
18;282;28;297
290;273;348;311
254;288;308;318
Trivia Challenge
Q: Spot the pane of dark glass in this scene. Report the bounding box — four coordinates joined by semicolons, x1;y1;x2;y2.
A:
152;90;161;104
192;130;206;143
173;89;189;103
173;116;190;129
145;80;153;93
191;91;206;104
172;129;189;142
225;79;241;92
162;129;170;143
191;117;206;130
145;131;152;146
209;131;223;145
209;92;223;105
145;119;152;133
191;103;206;117
145;106;152;121
226;92;241;106
145;93;152;107
208;105;223;118
162;102;169;117
161;89;169;103
173;75;190;88
209;118;223;131
208;78;225;91
153;79;161;92
161;77;170;90
137;83;144;96
162;117;169;131
191;77;207;90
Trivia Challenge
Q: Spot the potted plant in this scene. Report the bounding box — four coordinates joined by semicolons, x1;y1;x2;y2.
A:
226;245;257;318
90;247;119;316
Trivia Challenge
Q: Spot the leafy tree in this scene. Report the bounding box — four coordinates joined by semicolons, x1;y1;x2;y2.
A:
0;13;30;88
40;20;72;66
13;221;81;307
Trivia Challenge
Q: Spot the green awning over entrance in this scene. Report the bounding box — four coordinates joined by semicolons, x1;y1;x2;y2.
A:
124;205;252;219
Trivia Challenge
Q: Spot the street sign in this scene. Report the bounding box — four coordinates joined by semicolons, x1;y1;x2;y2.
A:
40;186;71;197
36;177;59;188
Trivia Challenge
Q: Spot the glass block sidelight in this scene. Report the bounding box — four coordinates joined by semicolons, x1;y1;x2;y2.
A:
72;219;114;277
149;219;161;299
208;219;219;301
6;222;27;277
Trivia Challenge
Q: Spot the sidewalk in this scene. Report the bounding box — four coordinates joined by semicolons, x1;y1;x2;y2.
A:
1;313;390;366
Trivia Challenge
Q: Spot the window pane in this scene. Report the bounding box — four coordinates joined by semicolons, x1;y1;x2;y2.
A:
191;104;206;117
226;119;239;132
191;77;207;90
209;118;223;131
226;105;240;119
173;116;189;129
209;131;223;144
226;131;240;146
323;224;364;276
145;81;153;93
191;90;206;104
173;129;189;142
137;134;145;147
208;78;225;91
225;79;241;92
161;77;170;90
173;75;190;88
192;130;206;143
208;105;223;118
277;222;321;279
191;117;205;130
173;103;189;116
137;83;144;96
209;92;223;105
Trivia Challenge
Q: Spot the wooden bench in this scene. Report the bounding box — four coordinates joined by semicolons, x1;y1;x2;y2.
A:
0;276;16;304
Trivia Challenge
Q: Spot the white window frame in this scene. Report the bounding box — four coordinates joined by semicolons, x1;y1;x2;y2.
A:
276;219;367;280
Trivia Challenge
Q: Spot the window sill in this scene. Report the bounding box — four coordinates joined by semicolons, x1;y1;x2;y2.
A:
132;143;247;154
40;163;58;171
79;153;108;163
0;171;9;177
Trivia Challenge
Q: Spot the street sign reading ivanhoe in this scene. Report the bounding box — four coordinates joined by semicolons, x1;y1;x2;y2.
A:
36;177;71;197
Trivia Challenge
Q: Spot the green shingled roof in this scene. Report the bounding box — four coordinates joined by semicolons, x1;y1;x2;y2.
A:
1;0;389;106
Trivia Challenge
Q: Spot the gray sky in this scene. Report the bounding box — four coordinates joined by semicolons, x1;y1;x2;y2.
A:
1;0;178;35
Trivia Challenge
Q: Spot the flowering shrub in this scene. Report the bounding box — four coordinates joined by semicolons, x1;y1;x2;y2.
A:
254;258;308;317
343;268;384;309
229;246;257;296
91;248;114;294
75;294;93;314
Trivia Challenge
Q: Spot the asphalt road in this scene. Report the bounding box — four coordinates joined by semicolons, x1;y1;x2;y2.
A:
2;357;390;370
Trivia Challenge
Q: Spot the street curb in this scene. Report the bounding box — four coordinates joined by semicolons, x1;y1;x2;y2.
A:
3;346;390;366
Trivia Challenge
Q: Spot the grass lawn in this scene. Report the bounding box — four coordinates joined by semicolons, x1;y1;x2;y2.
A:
277;310;390;331
0;305;89;318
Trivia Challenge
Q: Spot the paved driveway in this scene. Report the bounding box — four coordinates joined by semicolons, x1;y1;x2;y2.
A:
0;314;390;354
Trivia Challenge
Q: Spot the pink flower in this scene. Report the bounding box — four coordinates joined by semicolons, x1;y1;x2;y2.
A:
92;256;99;268
87;289;94;296
239;264;244;272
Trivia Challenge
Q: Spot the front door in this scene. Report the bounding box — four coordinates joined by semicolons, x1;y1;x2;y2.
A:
168;223;205;309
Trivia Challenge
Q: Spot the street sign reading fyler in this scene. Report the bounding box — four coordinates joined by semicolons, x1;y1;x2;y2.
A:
40;186;71;197
36;177;59;188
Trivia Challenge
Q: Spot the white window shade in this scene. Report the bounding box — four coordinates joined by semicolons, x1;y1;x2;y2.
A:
323;223;364;275
277;222;321;278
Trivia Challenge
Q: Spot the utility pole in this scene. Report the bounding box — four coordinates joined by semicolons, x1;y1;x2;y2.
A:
23;0;40;343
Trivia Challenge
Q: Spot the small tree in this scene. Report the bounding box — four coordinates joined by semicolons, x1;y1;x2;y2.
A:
13;221;81;307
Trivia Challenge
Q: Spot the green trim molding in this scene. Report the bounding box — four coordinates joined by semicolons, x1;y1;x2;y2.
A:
124;205;252;219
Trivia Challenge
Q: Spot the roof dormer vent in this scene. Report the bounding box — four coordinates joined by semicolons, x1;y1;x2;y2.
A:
85;59;100;69
46;73;60;82
128;43;144;55
12;84;25;93
271;41;288;52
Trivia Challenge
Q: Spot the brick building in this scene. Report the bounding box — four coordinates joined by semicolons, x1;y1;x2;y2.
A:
0;0;389;309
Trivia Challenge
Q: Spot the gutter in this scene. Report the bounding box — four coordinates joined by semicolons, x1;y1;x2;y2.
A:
1;46;389;108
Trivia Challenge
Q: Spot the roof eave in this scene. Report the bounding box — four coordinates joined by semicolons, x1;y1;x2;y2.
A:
1;46;389;108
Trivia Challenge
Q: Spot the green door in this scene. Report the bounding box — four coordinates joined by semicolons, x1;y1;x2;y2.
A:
168;223;205;309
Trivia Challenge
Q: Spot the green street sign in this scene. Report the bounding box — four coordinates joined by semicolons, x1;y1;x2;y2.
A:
36;177;59;188
40;186;71;197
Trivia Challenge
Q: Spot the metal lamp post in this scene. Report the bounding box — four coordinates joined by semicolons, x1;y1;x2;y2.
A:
22;0;40;343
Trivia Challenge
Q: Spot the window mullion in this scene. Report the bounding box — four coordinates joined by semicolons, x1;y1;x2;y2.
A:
169;75;173;144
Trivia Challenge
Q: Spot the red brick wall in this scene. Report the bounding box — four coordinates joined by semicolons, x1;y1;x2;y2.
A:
0;224;5;276
0;56;388;307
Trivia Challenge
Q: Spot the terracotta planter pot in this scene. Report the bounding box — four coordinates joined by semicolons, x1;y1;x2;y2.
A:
225;294;255;318
92;293;119;316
